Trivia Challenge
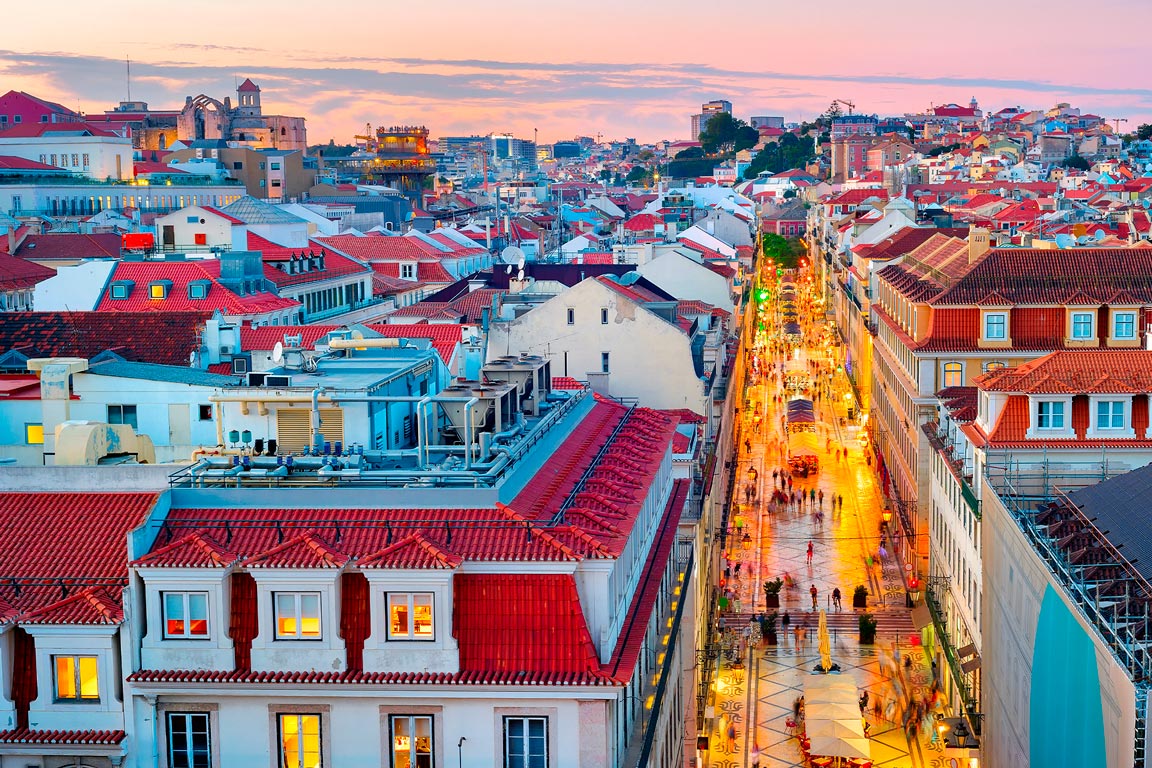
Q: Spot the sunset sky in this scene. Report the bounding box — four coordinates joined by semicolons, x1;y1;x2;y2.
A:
4;0;1151;144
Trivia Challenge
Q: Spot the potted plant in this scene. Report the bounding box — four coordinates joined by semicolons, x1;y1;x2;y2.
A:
853;584;869;609
760;612;779;646
858;613;878;644
763;577;784;609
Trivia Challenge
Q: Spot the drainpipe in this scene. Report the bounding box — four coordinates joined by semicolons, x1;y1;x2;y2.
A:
311;387;326;451
461;397;479;470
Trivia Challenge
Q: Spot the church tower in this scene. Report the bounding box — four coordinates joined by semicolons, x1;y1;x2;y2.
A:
236;78;262;117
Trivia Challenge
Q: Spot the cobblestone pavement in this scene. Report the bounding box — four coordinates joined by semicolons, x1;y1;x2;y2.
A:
704;280;945;768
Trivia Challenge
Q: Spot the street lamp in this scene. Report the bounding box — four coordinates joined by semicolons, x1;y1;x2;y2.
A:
741;531;753;551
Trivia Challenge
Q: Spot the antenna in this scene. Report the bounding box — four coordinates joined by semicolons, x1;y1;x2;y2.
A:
126;56;131;102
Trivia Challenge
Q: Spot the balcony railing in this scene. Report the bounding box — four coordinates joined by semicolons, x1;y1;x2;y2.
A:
925;579;982;734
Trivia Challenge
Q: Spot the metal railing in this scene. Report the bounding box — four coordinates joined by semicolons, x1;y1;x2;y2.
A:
924;579;981;733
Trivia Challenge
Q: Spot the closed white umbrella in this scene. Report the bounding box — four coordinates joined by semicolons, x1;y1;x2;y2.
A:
808;734;872;760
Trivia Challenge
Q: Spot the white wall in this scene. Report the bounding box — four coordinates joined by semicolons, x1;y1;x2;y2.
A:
487;279;707;413
155;206;237;249
0;134;133;180
636;250;735;313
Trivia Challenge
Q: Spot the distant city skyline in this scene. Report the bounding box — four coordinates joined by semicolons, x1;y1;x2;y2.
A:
3;0;1151;143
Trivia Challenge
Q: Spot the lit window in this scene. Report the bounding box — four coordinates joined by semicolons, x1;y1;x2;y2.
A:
1096;400;1125;430
54;655;99;701
390;715;433;768
278;714;321;768
1071;312;1094;339
566;308;575;325
504;716;547;768
275;592;321;639
1114;312;1137;339
150;283;167;299
388;593;434;640
167;712;211;768
1037;401;1065;430
25;423;43;445
164;592;209;638
983;361;1007;373
942;362;963;387
983;313;1007;340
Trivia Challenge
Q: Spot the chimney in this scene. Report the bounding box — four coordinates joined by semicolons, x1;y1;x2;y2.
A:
6;226;15;255
968;226;991;264
26;357;89;464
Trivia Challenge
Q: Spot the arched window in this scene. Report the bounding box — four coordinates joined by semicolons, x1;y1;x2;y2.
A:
281;127;287;136
943;361;963;387
983;360;1007;373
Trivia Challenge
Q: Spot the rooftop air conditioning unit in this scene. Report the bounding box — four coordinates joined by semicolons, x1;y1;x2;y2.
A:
246;372;266;387
264;375;291;387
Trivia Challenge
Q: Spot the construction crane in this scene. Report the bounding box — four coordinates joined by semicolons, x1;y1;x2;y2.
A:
1108;117;1128;134
353;122;376;150
833;99;856;116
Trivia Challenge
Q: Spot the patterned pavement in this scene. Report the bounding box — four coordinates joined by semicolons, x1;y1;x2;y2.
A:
703;289;944;768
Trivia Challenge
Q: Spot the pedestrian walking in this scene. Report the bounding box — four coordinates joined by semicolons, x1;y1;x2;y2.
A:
810;584;818;610
806;540;814;564
809;488;816;504
726;720;737;752
781;611;791;634
878;543;888;561
818;489;824;508
837;494;844;511
832;587;842;611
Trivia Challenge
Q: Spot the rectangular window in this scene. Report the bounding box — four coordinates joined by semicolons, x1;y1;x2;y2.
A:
390;715;433;768
1114;312;1136;339
984;313;1007;340
1038;401;1065;430
233;162;243;170
25;423;43;445
1096;400;1125;430
71;154;79;167
600;308;608;324
278;714;321;768
151;283;167;299
82;153;89;167
1071;311;1094;339
601;352;610;373
194;233;208;245
187;215;199;223
566;308;575;325
167;712;211;768
271;179;282;187
164;592;209;638
107;404;138;429
271;162;282;171
275;592;321;639
388;593;434;640
198;404;213;421
401;264;416;279
54;655;99;701
504;716;547;768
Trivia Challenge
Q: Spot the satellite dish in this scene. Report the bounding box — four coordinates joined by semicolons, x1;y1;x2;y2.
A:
1076;235;1091;245
1054;234;1074;249
516;268;525;281
271;342;284;364
499;245;526;266
506;264;513;274
1142;199;1151;209
1094;229;1107;241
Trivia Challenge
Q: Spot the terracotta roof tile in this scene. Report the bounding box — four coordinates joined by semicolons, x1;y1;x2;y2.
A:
96;261;299;316
359;533;463;569
9;233;120;260
242;531;349;568
132;532;236;568
19;586;122;625
976;350;1152;395
0;311;211;366
0;729;126;745
0;252;55;291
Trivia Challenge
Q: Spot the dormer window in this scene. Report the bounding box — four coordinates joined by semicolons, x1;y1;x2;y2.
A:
110;280;134;300
187;280;210;300
983;312;1007;340
400;263;416;280
54;655;99;701
1113;311;1137;340
149;280;173;300
1070;312;1094;340
387;592;434;640
275;592;321;640
1096;400;1125;430
1037;400;1065;430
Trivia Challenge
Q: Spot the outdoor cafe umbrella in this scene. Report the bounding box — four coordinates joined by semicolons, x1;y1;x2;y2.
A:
818;609;832;672
807;734;872;760
806;718;865;740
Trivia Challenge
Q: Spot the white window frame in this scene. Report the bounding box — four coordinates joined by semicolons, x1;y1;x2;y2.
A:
163;591;210;639
1096;400;1125;430
1037;400;1065;430
942;361;963;388
53;654;100;702
1113;311;1137;340
390;714;434;767
386;592;435;641
274;592;322;640
503;716;548;768
400;263;416;280
167;712;211;768
1070;311;1094;340
983;312;1007;340
278;713;322;768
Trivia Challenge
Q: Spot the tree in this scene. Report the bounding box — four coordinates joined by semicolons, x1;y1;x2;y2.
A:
699;112;755;154
675;146;705;160
1062;154;1091;170
1137;123;1152;141
762;233;807;270
734;125;760;153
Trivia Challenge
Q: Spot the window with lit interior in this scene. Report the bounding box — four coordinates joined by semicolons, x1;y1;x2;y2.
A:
54;655;99;701
388;593;434;640
942;362;963;387
163;592;209;638
278;714;321;768
390;715;433;768
274;592;321;639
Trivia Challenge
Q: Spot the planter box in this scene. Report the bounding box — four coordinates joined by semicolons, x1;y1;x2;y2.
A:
853;594;868;609
859;631;876;644
764;593;781;609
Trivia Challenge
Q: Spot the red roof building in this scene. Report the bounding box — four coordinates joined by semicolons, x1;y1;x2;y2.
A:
0;311;212;367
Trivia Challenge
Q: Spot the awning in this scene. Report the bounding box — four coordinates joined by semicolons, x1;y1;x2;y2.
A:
911;604;932;631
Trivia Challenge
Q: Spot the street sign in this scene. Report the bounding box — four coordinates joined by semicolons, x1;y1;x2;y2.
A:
905;563;913;572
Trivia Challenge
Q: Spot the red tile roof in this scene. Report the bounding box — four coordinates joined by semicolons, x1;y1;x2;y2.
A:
96;261;299;315
0;729;126;745
594;275;667;305
386;288;501;323
0;155;63;171
239;323;463;366
358;533;463;569
8;233;120;260
824;188;889;207
551;376;586;390
454;573;600;676
19;586;122;625
976;350;1152;395
0;122;119;138
128;668;614;687
0;492;156;621
243;531;349;568
250;233;371;288
0;252;54;290
132;532;235;568
0;311;211;365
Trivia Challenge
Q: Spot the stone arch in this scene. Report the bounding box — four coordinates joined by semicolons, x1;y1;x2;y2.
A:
179;94;229;142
